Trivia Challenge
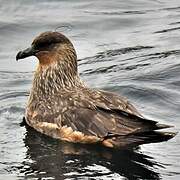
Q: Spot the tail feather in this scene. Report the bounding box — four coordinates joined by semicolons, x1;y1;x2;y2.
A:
156;123;174;129
111;131;177;148
101;107;175;134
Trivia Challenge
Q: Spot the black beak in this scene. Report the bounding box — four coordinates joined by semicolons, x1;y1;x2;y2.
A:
16;46;37;61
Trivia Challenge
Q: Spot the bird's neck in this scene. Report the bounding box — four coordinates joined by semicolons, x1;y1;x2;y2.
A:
31;58;84;97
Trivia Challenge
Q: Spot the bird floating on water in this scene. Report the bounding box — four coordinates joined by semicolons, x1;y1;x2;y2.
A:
16;31;176;148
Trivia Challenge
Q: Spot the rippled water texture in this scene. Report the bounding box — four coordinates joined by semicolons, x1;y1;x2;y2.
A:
0;0;180;179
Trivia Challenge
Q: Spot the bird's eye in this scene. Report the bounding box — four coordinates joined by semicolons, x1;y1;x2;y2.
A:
34;40;52;50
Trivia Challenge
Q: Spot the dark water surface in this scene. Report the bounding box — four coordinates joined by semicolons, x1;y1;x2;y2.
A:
0;0;180;179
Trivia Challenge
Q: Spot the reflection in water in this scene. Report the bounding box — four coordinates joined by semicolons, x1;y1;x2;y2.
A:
18;123;161;179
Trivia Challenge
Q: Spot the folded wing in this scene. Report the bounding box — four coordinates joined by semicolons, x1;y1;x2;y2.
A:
59;89;175;147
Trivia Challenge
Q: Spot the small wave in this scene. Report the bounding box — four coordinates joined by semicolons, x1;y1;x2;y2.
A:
84;6;180;17
79;46;154;65
0;91;29;101
84;10;147;16
82;63;151;75
138;49;180;59
80;48;180;76
0;71;33;74
133;63;180;82
169;21;180;25
111;85;180;109
54;23;73;33
82;65;117;75
162;6;180;11
0;106;24;114
154;27;180;34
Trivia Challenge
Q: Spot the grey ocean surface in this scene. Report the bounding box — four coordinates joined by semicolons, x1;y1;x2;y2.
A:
0;0;180;179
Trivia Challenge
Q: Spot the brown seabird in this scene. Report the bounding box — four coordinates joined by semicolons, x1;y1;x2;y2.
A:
16;31;176;148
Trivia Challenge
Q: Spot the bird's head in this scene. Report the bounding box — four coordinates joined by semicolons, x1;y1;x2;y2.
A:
16;31;77;68
16;31;83;91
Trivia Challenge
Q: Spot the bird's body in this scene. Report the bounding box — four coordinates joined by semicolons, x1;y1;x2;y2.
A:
16;31;176;148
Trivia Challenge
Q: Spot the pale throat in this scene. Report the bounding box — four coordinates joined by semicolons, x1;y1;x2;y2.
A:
31;51;83;96
36;51;57;66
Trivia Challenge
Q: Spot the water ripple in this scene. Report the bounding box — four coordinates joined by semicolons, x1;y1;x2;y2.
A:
0;91;28;101
154;27;180;34
79;46;154;65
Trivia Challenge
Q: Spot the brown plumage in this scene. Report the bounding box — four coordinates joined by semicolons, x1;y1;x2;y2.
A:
16;31;176;148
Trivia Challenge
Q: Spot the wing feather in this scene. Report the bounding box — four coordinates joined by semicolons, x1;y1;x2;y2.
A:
59;89;167;138
27;88;174;147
